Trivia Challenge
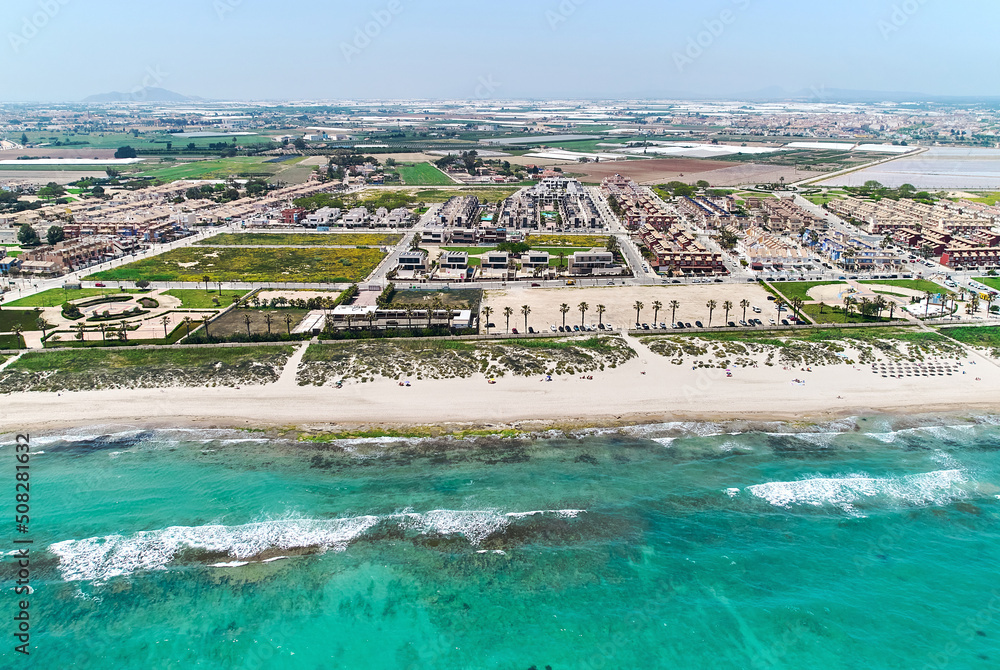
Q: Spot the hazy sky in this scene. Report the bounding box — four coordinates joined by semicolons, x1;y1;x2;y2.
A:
3;0;996;101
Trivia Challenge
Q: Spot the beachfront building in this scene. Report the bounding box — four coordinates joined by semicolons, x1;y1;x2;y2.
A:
567;249;620;275
519;251;551;270
439;251;469;270
638;222;728;276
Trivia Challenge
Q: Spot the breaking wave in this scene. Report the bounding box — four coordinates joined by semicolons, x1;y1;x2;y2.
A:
49;509;585;583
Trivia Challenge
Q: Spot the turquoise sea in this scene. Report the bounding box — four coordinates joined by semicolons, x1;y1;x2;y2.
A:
4;416;1000;669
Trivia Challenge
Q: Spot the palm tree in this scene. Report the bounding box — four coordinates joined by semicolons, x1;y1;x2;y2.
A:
923;291;932;317
722;300;733;325
481;305;493;334
843;296;854;323
160;315;171;338
285;313;293;335
11;324;23;349
202;315;211;339
35;317;49;340
404;305;415;331
182;316;193;338
775;299;786;322
740;299;750;323
520;304;531;332
559;303;570;328
99;323;107;342
264;313;273;335
669;300;680;326
578;301;589;326
558;251;566;270
652;300;663;324
888;302;896;320
706;299;717;327
503;306;514;333
119;320;129;342
202;275;211;292
75;323;85;341
432;297;444;329
596;304;607;326
243;313;252;337
633;300;644;326
366;311;377;333
791;298;804;321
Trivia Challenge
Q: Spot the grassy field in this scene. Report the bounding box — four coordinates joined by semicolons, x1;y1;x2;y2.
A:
209;309;311;337
0;335;23;349
967;193;1000;206
162;289;248;309
397;163;454;186
770;281;845;302
860;279;944;294
0;309;42;332
938;325;1000;352
200;233;402;247
412;187;521;204
975;277;1000;291
86;247;386;284
4;288;143;308
801;303;893;325
138;156;297;181
527;234;609;248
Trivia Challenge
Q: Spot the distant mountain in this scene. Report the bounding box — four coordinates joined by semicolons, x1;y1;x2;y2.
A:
83;88;201;103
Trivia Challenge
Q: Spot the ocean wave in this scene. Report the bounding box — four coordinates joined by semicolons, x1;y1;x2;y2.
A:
48;509;585;583
740;469;971;515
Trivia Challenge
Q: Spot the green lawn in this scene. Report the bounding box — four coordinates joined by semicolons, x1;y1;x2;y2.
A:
396;163;454;186
966;193;1000;206
200;233;402;247
0;309;42;332
4;288;143;308
86;247;386;283
859;279;945;294
770;281;846;303
974;277;1000;292
162;289;248;309
0;334;23;349
801;303;894;325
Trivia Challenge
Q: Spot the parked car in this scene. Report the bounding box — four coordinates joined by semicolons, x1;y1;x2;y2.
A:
94;282;106;287
531;283;541;287
528;327;535;334
511;328;518;334
550;325;558;332
642;323;650;330
676;322;686;329
659;323;667;330
739;320;747;326
685;323;692;329
695;321;704;328
573;325;581;332
781;319;790;326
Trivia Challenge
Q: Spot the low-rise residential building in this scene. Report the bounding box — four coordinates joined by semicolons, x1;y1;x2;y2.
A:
568;249;619;275
439;251;469;270
397;250;428;272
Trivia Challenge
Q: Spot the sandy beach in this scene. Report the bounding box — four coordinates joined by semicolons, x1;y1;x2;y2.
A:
3;334;998;434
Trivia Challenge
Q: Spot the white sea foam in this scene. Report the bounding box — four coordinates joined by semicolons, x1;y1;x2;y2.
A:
744;469;969;515
49;509;585;582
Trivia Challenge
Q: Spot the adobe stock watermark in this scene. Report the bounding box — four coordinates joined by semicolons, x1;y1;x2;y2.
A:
878;0;930;40
546;0;587;31
214;0;243;21
127;66;170;103
475;75;502;99
674;0;752;73
340;0;404;64
8;0;72;54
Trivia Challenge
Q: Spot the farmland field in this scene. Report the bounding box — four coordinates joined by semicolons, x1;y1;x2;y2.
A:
396;163;454;186
86;247;386;284
200;233;402;247
138;156;304;181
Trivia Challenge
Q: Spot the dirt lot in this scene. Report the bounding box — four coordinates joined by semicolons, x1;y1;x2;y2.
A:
482;283;775;331
209;308;311;337
567;158;731;184
689;163;823;187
